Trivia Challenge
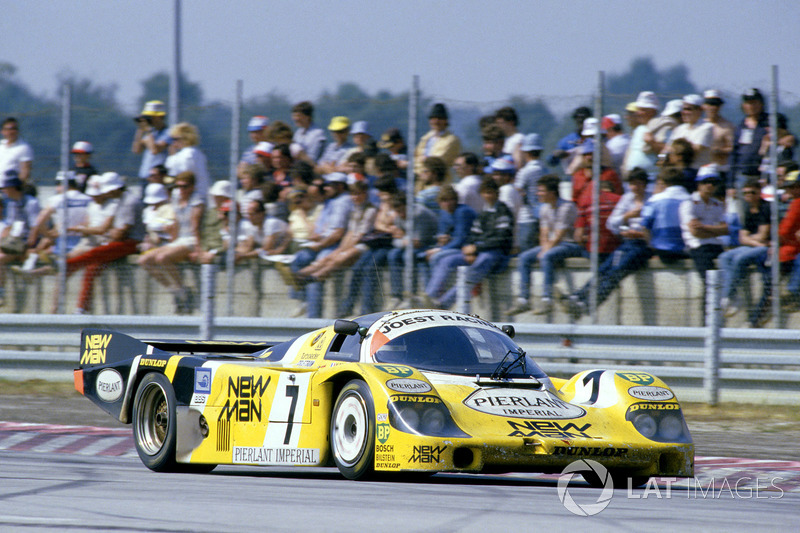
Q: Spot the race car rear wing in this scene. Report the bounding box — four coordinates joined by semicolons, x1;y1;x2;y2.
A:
140;339;276;355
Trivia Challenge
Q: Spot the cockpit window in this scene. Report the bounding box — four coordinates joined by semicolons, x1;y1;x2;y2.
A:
373;325;546;378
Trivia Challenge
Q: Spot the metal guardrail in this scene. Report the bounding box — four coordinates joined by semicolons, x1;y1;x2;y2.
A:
1;314;799;404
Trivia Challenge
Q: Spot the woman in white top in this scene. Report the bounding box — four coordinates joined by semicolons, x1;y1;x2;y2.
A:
165;122;210;199
137;171;204;313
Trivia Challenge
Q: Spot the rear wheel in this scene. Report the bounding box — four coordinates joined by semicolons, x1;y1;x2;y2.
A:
133;373;178;472
330;380;375;480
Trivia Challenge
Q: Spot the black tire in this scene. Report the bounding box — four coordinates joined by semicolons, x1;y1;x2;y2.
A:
584;469;649;489
133;373;179;472
330;379;375;480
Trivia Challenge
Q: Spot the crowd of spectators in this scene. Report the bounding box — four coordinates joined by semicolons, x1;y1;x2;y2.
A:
1;89;798;326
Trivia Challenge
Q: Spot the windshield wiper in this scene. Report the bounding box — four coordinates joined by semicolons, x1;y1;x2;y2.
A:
491;348;527;380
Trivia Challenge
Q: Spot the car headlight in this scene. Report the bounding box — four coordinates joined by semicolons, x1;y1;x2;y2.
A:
388;398;469;438
632;413;658;438
626;403;692;443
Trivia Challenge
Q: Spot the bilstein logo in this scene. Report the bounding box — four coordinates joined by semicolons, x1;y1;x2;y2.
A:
81;334;111;365
557;460;614;516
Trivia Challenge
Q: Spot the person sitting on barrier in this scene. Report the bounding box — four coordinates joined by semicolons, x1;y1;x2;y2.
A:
235;199;289;262
296;181;376;282
62;172;144;314
564;168;651;319
338;175;399;316
22;170;91;272
776;171;800;314
424;185;477;273
640;166;691;264
138;171;204;314
680;164;728;323
0;169;40;306
385;192;438;309
505;174;581;317
139;182;175;254
717;178;770;323
426;176;513;310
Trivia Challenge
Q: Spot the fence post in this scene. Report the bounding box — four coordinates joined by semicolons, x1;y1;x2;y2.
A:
200;263;216;340
455;265;470;314
57;83;71;314
704;269;722;405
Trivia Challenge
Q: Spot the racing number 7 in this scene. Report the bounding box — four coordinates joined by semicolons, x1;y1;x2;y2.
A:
283;385;299;445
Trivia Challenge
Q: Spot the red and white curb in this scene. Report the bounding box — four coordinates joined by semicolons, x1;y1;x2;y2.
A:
0;421;136;457
2;421;799;492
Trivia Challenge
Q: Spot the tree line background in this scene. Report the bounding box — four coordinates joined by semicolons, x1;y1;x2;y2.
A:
1;57;798;185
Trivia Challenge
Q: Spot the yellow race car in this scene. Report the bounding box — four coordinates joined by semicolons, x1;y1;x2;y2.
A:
74;309;693;484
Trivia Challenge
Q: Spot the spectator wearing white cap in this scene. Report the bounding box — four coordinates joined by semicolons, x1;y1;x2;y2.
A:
565;118;615;175
239;115;270;168
514;133;546;250
165;122;210;199
490;158;523;224
132;100;170;182
291;101;327;163
623;91;665;179
548;106;591;174
0;169;40;305
662;95;714;169
702;90;735;186
0;118;33;191
24;170;91;271
61;171;145;314
679;164;728;323
138;170;203;314
70;141;97;193
602;114;630;175
139;182;175;253
338;121;375;173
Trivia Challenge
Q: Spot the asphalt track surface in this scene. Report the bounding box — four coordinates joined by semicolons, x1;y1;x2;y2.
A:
1;423;799;532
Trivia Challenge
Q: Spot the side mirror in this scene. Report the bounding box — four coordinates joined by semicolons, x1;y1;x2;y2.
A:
502;325;515;338
334;319;359;336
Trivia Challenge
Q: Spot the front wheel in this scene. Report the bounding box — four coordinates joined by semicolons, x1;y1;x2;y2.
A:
330;380;375;480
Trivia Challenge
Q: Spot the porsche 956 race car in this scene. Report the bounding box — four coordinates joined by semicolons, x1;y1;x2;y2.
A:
75;309;693;484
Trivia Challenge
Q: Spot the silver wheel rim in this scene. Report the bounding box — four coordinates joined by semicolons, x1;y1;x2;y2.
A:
136;381;169;456
333;392;368;467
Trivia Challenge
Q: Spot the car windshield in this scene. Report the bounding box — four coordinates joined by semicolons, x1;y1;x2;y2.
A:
373;325;547;378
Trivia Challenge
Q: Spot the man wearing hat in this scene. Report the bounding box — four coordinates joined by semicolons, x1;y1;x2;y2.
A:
70;141;97;192
291;101;327;163
730;89;769;190
602;114;630;175
663;95;714;169
0;117;33;189
548;106;591;173
679;164;728;323
0;169;41;305
514;133;546;250
65;171;145;314
316;116;354;175
414;102;462;176
239;115;270;167
24;170;91;272
378;128;408;169
702;90;735;185
132;100;170;183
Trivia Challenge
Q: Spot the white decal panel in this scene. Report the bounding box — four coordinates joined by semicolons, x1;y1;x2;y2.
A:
96;368;123;402
232;446;320;465
263;373;312;449
386;378;432;393
463;389;586;419
570;370;619;408
628;385;674;401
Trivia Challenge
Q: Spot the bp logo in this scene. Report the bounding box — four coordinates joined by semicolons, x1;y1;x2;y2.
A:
616;372;654;386
375;365;414;378
377;423;390;444
557;459;614;516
